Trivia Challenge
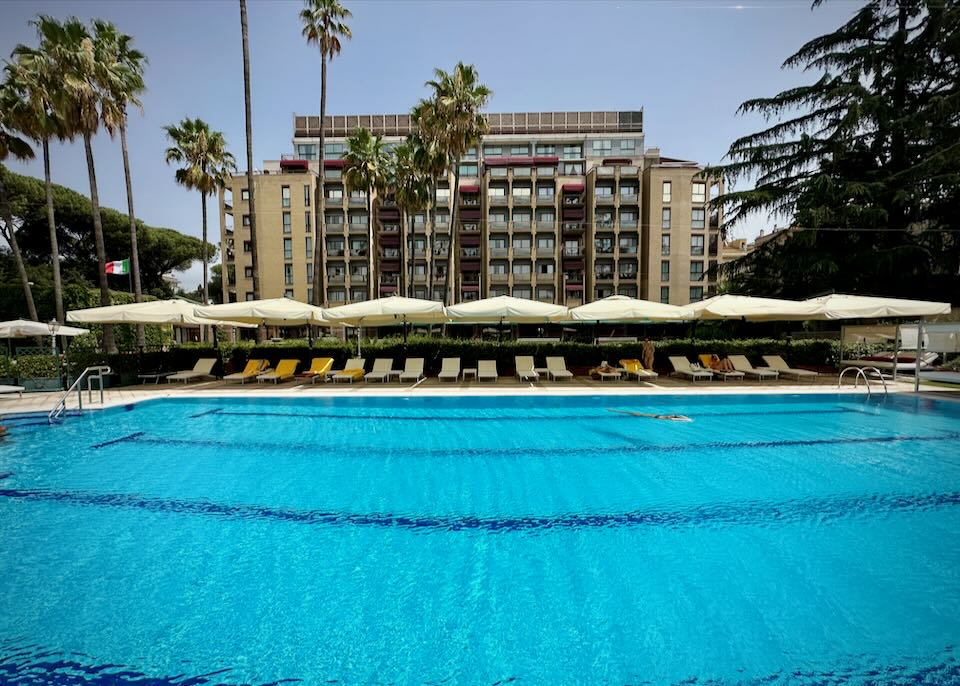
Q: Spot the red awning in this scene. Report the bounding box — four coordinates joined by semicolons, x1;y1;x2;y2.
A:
561;183;584;192
562;208;585;220
323;159;345;169
562;259;585;270
380;285;398;294
380;261;400;271
483;156;557;168
461;284;480;292
279;159;309;171
602;158;634;165
533;156;559;165
460;209;481;221
378;210;400;221
565;283;584;291
459;234;481;246
459;185;480;193
460;261;481;271
378;234;400;246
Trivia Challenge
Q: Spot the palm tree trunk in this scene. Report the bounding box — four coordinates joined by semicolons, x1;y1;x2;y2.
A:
0;172;38;321
367;192;374;299
400;207;407;297
427;180;436;299
240;0;264;344
83;131;115;353
119;120;145;349
312;51;328;307
42;138;63;324
445;163;462;305
201;192;209;303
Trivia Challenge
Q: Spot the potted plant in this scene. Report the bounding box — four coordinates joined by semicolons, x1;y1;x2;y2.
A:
17;354;63;392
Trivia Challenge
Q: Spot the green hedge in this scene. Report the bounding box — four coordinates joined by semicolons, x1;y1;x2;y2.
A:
60;336;853;381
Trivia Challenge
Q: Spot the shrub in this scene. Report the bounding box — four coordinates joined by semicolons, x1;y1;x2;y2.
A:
16;354;60;378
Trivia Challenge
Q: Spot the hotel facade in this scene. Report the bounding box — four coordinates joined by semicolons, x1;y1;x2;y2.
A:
219;110;725;307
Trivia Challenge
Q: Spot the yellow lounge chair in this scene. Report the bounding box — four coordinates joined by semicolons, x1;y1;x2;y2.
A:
258;359;299;384
298;357;334;384
333;358;366;383
620;358;658;380
224;359;268;384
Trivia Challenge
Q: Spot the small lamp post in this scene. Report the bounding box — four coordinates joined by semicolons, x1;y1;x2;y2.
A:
48;319;63;390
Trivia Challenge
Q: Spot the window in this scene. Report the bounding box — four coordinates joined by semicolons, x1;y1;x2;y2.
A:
620;210;638;227
489;237;508;250
510;145;529;156
324;169;341;180
283;238;293;259
537;236;555;250
513;287;532;299
303;185;311;207
327;239;344;255
591;139;613;155
692;208;705;230
242;214;250;227
690;261;704;282
662;181;672;203
692;182;706;203
458;163;478;176
537;261;554;275
324;142;344;160
618;285;637;298
537;185;554;198
281;185;291;208
304;211;311;231
512;261;531;275
537;287;555;301
662;208;671;230
325;213;343;225
305;236;313;257
296;143;317;160
435;211;449;226
512;186;532;198
595;185;614;196
491;262;508;275
243;240;251;252
595;236;613;253
414;287;426;299
660;286;670;304
535;144;555;155
244;266;253;278
488;186;507;197
619;236;638;254
562;144;582;159
413;263;426;276
284;264;294;285
620;184;638;198
690;286;704;302
436;187;450;201
536;210;555;226
327;187;343;199
349;189;366;201
660;260;670;281
463;146;478;160
691;235;705;256
661;235;671;256
241;189;249;201
491;285;509;297
596;211;614;228
282;212;291;234
306;263;314;284
329;289;346;303
483;145;502;157
562;162;584;175
245;293;255;301
619;139;636;153
307;287;313;303
350;213;367;226
513;211;532;226
490;211;508;225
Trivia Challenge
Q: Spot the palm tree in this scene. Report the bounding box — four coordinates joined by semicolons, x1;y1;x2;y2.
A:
8;19;69;324
342;127;390;299
418;63;491;304
390;141;430;296
163;118;236;307
408;127;448;300
92;19;147;348
0;84;39;321
239;0;260;303
300;0;351;306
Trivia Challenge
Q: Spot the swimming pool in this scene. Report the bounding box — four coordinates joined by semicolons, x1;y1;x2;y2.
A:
1;393;958;684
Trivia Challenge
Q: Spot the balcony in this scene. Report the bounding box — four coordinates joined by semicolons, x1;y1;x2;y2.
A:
489;247;508;258
380;224;400;233
619;193;639;204
348;195;367;207
619;272;638;280
348;248;368;258
461;248;481;258
380;198;396;208
328;274;345;284
595;193;616;205
618;245;639;255
413;272;427;282
512;247;532;258
489;220;508;230
434;247;449;258
413;248;427;257
512;194;532;205
349;274;368;284
460;197;481;207
380;250;400;259
535;195;556;206
564;272;584;284
562;222;584;235
562;247;583;257
512;271;532;282
620;220;639;229
488;195;509;205
381;275;399;285
348;223;367;233
490;273;509;283
621;166;639;175
513;168;532;178
489;168;508;177
512;220;532;230
595;246;615;255
596;166;616;176
562;196;583;206
537;167;555;177
435;194;450;206
595;220;615;230
533;220;556;231
594;271;615;281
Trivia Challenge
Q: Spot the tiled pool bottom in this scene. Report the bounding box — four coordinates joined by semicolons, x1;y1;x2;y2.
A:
1;394;958;684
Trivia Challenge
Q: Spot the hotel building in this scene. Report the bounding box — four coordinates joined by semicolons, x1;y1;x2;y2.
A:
219;110;722;307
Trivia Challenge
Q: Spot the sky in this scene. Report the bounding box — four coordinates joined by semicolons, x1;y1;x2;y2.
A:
0;0;860;291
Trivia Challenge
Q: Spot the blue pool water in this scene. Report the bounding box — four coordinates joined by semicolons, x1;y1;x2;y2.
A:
0;393;959;685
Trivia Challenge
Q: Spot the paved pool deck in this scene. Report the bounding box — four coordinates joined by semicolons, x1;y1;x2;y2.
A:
2;374;956;416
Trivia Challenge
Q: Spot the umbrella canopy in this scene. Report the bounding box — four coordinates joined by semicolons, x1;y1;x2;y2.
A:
569;295;692;322
805;294;952;320
0;319;89;338
687;294;822;321
323;296;446;327
67;298;239;327
195;297;328;326
446;295;569;324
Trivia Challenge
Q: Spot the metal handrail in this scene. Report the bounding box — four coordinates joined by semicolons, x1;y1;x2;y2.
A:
838;365;888;396
48;365;111;423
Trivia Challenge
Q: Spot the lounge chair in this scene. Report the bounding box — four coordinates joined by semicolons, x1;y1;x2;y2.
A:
438;357;460;382
697;354;745;382
399;358;425;383
364;358;395;383
224;359;267;384
0;385;25;398
590;364;623;381
620;358;659;380
515;356;539;382
728;354;779;382
546;356;573;381
168;358;218;383
297;357;334;384
478;360;498;382
761;355;818;382
333;358;365;383
257;359;299;384
669;356;713;382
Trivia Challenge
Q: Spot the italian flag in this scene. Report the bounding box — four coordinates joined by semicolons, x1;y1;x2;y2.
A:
105;259;130;275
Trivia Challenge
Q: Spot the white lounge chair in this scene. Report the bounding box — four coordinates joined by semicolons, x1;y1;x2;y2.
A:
168;358;218;383
762;355;818;382
364;358;395;383
399;358;425;383
0;385;25;398
438;357;460;382
669;356;713;382
515;356;539;382
478;360;498;382
546;356;573;381
729;355;779;382
333;358;366;383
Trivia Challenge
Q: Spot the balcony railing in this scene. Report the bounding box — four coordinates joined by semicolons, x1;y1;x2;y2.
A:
435;195;450;206
620;220;639;229
512;220;532;230
350;274;368;283
597;166;616;176
621;166;639;175
535;195;556;205
489;248;508;258
488;195;508;205
381;276;399;285
348;196;367;206
562;222;584;233
328;274;345;284
619;246;639;255
348;223;367;232
324;223;345;233
595;246;615;255
489;220;508;230
380;250;400;259
461;249;481;258
619;193;639;203
512;272;532;281
461;198;480;207
537;167;555;177
595;272;614;280
533;220;556;230
512;247;532;257
490;168;508;177
348;248;368;257
513;168;532;178
619;272;638;279
595;194;616;205
380;224;399;233
596;220;615;229
490;273;509;282
562;196;582;205
563;247;583;257
512;193;532;204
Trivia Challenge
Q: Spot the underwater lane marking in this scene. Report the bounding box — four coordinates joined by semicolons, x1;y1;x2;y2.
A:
188;408;223;419
0;487;958;534
89;432;145;450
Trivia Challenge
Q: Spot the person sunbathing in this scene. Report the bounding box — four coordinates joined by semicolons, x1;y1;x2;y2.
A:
607;408;692;422
705;354;736;372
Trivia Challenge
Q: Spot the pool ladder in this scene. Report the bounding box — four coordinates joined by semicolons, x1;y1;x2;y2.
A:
48;365;111;423
838;366;888;396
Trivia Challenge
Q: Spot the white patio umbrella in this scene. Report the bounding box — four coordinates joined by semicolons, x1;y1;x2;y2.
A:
446;295;569;323
67;298;237;327
804;293;952;320
195;297;329;326
687;294;822;321
0;319;89;338
569;295;692;322
323;295;446;327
